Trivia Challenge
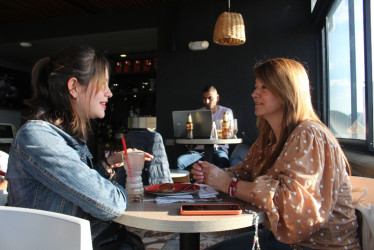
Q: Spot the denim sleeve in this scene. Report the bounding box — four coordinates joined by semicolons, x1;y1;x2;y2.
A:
12;123;127;220
94;160;113;179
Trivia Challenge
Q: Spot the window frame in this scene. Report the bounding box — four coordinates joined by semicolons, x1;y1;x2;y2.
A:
316;0;374;152
363;0;373;151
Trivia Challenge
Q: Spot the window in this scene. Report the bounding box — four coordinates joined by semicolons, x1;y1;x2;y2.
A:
311;0;318;12
324;0;373;150
370;0;374;149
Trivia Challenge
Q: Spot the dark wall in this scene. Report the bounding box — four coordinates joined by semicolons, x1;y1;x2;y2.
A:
155;0;318;164
0;0;319;165
0;7;161;44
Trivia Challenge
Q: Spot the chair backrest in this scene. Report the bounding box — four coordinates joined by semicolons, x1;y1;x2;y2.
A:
0;206;93;250
0;123;16;154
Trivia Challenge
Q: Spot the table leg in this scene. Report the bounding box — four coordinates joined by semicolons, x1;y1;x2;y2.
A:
180;233;200;250
203;144;214;163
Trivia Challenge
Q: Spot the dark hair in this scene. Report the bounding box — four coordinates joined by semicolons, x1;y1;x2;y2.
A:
202;85;218;93
25;45;109;140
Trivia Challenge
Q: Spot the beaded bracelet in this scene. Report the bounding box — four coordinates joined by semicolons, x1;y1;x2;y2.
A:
244;209;261;250
228;178;240;197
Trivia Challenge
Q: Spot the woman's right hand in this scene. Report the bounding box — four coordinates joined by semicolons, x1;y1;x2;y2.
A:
130;148;153;162
191;161;232;193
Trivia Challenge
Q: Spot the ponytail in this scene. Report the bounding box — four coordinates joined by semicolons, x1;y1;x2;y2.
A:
24;57;51;110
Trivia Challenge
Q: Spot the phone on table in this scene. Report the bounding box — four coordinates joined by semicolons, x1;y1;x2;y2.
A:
180;204;242;215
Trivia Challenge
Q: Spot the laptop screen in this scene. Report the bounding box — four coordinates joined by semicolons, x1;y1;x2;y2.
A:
172;110;212;139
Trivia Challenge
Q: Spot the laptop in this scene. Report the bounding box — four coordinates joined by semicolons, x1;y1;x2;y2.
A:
172;110;212;138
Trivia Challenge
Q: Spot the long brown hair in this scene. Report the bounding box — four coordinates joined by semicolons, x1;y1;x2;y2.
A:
24;46;109;141
252;58;350;175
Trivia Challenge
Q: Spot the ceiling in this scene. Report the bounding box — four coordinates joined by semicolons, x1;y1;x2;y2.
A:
0;0;188;24
0;0;195;72
0;28;158;72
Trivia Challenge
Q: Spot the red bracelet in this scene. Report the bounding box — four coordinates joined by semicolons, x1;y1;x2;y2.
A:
228;178;240;197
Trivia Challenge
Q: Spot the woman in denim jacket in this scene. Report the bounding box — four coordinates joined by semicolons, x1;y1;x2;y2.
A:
6;46;152;249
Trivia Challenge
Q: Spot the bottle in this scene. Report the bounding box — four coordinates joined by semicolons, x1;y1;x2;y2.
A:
222;112;229;139
186;113;193;139
210;121;218;139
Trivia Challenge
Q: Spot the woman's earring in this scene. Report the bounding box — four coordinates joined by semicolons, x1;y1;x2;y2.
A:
75;97;79;103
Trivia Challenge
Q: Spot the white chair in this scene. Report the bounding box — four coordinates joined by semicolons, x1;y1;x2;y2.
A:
350;176;374;250
0;206;93;250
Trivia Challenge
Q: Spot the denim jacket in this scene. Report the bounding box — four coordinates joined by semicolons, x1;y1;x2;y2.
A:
6;120;127;237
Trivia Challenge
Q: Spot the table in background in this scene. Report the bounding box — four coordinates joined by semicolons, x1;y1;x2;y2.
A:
175;138;243;163
114;192;266;250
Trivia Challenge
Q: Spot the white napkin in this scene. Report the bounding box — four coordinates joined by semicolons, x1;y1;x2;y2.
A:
155;195;195;204
198;185;219;198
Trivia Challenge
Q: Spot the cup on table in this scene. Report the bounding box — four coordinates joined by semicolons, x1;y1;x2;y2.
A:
216;119;223;139
216;130;222;139
123;151;145;202
232;119;238;139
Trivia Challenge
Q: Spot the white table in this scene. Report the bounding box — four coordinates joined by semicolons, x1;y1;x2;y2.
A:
175;138;243;163
114;192;266;250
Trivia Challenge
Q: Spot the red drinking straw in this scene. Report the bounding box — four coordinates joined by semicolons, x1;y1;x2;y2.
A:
121;137;132;177
0;170;5;176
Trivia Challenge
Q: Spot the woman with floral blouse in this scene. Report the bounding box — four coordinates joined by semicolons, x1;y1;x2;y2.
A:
191;58;360;249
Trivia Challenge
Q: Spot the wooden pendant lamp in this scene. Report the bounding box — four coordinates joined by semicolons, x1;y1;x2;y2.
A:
213;0;246;46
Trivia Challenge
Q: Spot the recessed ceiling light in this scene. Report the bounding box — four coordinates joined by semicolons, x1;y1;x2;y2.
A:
120;54;127;57
20;42;33;47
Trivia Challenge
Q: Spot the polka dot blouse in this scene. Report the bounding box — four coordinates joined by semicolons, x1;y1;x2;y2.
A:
226;120;360;249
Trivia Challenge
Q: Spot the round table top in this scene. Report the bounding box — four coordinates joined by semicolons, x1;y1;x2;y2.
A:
175;138;242;145
114;193;265;233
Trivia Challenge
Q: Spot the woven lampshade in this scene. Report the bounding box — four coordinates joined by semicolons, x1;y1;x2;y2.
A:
213;11;246;46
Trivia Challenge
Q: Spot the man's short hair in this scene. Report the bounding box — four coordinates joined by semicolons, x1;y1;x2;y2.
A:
202;85;218;93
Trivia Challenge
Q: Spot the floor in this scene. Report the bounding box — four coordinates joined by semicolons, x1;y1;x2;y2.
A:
127;226;252;250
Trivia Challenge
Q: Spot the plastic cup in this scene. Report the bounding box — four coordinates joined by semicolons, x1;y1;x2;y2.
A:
123;151;145;202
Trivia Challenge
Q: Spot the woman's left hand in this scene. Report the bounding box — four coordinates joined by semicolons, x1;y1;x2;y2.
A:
106;149;154;169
